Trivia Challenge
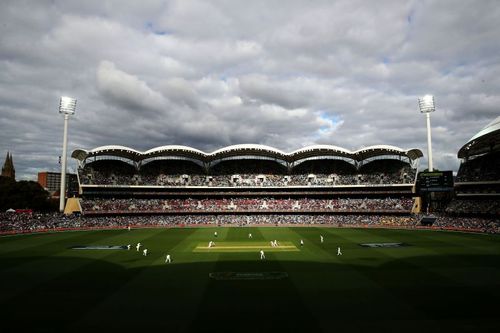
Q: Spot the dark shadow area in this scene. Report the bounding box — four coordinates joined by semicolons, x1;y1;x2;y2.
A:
0;231;113;272
0;254;499;333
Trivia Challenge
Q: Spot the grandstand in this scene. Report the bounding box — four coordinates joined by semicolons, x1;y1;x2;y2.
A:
2;138;499;240
70;144;422;219
448;117;500;217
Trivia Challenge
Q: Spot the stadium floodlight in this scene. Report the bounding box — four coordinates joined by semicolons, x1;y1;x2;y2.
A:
59;96;77;212
59;96;77;115
418;95;435;172
418;95;435;114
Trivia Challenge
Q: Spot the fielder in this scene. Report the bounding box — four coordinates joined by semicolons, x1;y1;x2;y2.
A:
248;233;252;239
300;239;304;247
136;242;142;251
260;250;265;260
214;231;218;238
127;244;131;250
337;246;342;256
165;254;171;263
320;235;324;243
143;248;148;256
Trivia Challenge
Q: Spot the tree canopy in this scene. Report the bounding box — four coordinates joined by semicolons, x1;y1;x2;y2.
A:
0;176;53;211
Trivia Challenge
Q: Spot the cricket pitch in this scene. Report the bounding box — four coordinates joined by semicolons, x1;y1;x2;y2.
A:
193;241;299;252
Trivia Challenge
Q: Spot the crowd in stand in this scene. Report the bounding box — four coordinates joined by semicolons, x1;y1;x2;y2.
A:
445;199;500;215
431;214;499;233
79;167;416;187
1;212;499;234
456;151;500;182
0;212;66;232
77;157;417;187
80;197;414;213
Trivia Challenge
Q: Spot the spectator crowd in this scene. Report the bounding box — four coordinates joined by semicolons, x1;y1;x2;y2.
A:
1;211;498;234
455;151;500;182
80;197;414;214
445;199;500;215
79;165;415;187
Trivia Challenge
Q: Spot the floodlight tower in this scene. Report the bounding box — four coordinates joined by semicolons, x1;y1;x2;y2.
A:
418;95;435;172
59;96;77;212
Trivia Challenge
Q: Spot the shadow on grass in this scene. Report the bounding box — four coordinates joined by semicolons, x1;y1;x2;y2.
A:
0;254;499;333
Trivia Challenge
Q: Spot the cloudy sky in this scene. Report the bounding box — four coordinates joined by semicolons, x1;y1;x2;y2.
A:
1;0;499;179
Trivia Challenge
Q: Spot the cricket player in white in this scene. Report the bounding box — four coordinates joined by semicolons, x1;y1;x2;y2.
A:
214;231;218;238
320;235;324;243
300;239;304;247
337;246;342;255
165;254;171;263
136;242;141;251
143;248;148;256
248;233;252;238
270;241;274;247
127;244;131;250
260;250;265;260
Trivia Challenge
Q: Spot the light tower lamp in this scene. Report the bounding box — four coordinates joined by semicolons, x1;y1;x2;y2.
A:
59;96;77;212
418;95;435;172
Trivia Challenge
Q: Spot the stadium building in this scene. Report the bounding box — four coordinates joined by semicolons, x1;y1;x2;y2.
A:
448;116;500;216
70;144;423;223
37;171;78;197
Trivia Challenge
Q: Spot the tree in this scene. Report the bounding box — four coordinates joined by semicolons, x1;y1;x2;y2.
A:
0;176;52;211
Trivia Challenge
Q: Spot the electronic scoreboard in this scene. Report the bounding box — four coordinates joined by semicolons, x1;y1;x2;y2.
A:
417;171;454;192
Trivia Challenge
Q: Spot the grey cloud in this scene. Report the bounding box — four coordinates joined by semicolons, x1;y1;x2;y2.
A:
158;78;200;109
96;60;166;113
0;0;499;179
239;75;313;109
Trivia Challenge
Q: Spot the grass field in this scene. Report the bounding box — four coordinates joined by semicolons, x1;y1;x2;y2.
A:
1;226;499;332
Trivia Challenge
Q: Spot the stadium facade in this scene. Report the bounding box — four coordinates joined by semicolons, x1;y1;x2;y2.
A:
71;144;423;190
448;116;500;216
37;171;78;197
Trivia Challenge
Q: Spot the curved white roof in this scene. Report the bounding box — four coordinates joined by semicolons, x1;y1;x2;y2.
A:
352;145;423;161
352;145;404;154
468;116;500;143
71;145;143;162
144;145;206;155
89;145;142;155
72;143;423;163
210;144;287;157
289;144;351;155
458;116;500;158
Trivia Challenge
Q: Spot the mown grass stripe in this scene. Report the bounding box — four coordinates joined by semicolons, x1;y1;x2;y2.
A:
68;227;212;332
0;229;147;302
1;227;499;332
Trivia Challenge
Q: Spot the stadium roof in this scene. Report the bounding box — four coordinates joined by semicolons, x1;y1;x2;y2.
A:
71;145;142;162
210;144;288;161
458;116;500;158
72;144;423;164
144;145;207;160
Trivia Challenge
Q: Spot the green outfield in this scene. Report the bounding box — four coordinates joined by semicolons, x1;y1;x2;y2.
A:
1;227;499;332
